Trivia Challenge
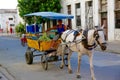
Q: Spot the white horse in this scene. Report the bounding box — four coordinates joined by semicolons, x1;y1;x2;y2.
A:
57;26;107;80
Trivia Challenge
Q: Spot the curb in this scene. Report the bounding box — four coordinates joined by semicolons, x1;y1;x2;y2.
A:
0;65;15;80
95;47;120;54
0;35;20;39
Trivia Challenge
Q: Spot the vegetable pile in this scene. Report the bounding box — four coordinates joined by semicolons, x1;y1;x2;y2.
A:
38;33;51;41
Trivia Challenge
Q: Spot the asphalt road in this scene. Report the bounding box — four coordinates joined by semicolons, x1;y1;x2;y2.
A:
0;36;120;80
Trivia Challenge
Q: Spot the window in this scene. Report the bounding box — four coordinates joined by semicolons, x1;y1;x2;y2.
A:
76;16;81;26
76;3;80;8
88;1;92;7
52;20;57;26
9;18;13;20
115;0;120;28
67;5;71;14
100;0;107;12
67;5;72;28
10;24;15;26
75;3;81;27
115;0;120;9
47;20;50;29
85;1;93;29
115;11;120;28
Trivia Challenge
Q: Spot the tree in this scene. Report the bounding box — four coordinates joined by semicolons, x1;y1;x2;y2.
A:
15;22;26;35
17;0;62;24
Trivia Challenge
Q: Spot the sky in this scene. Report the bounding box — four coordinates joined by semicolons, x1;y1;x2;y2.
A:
0;0;18;9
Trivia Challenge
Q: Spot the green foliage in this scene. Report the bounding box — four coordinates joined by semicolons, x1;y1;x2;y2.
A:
15;22;26;34
17;0;62;24
38;33;51;41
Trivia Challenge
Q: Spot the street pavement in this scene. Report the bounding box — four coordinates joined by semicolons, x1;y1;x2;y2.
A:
0;33;120;80
0;33;18;80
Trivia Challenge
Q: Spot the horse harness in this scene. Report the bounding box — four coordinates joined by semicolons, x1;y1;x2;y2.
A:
61;29;103;50
62;29;82;42
82;29;104;50
93;29;104;45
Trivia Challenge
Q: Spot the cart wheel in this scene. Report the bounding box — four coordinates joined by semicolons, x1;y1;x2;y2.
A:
41;54;48;70
26;47;31;52
25;51;33;64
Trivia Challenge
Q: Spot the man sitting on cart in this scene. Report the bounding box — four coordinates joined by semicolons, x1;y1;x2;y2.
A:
46;19;67;49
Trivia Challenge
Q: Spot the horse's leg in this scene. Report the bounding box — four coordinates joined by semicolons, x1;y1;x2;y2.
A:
67;50;72;73
59;45;66;69
89;52;96;80
60;53;64;69
76;52;82;78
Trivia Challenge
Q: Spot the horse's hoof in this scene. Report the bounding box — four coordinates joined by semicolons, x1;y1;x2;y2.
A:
76;75;81;78
92;77;96;80
59;66;63;69
65;64;68;67
68;70;72;74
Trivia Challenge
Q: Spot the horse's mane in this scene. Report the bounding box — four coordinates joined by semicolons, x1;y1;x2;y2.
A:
81;29;97;50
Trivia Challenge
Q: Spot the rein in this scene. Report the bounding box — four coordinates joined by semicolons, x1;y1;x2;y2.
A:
82;29;99;50
94;29;104;45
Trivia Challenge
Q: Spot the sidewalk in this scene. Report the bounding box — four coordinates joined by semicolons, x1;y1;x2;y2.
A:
96;40;120;54
0;65;15;80
0;33;20;38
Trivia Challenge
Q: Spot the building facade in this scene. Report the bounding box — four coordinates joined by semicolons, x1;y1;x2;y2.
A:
61;0;120;41
0;9;18;33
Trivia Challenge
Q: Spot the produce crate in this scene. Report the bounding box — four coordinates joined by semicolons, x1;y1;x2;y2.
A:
39;40;61;51
39;41;52;51
26;33;36;37
27;38;61;51
27;38;39;50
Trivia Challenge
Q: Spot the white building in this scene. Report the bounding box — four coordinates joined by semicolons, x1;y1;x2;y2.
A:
0;9;18;33
61;0;120;41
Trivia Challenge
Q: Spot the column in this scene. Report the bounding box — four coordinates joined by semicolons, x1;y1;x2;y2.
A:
93;0;99;26
71;0;76;29
81;0;86;29
107;0;115;41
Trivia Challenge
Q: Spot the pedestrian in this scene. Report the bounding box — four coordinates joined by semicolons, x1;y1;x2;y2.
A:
46;19;67;49
10;27;13;34
21;33;27;46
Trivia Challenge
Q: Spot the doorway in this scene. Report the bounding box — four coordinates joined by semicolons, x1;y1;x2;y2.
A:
101;18;108;40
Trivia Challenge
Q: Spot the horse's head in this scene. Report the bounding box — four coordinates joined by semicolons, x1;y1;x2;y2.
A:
93;26;107;51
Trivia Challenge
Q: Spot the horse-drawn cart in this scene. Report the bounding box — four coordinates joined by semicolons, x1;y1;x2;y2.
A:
24;12;74;70
25;37;62;70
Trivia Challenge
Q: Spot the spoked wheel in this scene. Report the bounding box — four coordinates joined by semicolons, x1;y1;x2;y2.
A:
41;54;48;70
25;50;33;64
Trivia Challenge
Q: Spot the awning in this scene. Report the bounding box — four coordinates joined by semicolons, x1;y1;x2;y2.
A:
24;12;74;19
